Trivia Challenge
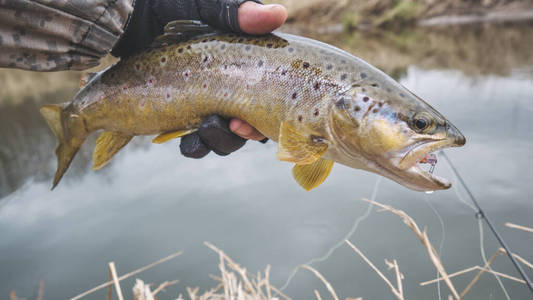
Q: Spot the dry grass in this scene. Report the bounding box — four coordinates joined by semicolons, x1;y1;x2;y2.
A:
10;199;532;300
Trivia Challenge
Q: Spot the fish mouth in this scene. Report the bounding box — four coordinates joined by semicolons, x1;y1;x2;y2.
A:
388;131;465;191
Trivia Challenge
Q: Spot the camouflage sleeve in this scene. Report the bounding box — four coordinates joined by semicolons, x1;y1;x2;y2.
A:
0;0;134;71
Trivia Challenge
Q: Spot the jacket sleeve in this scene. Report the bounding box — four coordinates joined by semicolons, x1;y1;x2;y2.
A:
0;0;133;71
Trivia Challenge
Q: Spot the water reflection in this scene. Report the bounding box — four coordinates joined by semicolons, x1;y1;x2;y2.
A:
1;23;532;299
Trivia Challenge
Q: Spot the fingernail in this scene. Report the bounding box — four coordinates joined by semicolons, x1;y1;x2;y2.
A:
264;4;283;11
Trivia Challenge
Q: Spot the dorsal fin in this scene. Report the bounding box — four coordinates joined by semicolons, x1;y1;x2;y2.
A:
150;20;220;48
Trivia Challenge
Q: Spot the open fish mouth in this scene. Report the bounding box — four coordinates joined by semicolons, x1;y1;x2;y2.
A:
391;138;460;191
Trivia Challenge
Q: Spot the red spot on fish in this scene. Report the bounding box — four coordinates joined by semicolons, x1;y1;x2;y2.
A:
140;102;145;107
149;79;153;84
203;83;207;89
224;92;228;97
122;85;128;90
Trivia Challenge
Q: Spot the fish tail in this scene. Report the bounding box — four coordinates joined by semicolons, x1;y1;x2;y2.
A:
40;104;86;189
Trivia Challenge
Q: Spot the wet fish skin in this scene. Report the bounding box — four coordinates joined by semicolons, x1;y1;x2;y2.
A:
40;26;465;191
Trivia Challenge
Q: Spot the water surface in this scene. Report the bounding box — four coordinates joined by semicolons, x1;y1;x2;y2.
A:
1;23;532;300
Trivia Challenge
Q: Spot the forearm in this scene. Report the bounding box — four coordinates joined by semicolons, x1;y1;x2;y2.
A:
0;0;133;71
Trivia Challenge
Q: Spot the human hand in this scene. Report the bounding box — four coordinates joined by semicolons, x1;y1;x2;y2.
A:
112;0;287;158
181;1;287;158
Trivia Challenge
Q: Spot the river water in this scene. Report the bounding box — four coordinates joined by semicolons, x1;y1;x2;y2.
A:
1;23;532;299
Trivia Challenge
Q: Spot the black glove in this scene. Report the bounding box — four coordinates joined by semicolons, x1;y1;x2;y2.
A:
112;0;262;57
180;115;245;158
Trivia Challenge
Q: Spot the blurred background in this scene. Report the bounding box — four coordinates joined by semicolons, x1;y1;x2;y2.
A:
1;0;533;299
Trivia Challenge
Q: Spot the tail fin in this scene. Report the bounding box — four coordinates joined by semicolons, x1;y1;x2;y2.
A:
40;104;84;189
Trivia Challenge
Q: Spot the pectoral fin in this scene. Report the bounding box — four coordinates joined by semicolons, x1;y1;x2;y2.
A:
293;158;334;191
152;128;197;144
277;122;328;165
93;132;133;170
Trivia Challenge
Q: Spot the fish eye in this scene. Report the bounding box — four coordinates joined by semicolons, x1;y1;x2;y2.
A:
413;114;432;132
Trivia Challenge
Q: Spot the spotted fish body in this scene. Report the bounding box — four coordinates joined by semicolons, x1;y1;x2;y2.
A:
40;22;465;191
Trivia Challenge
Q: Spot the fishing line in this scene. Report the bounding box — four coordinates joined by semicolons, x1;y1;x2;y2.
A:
279;176;382;291
424;194;446;300
440;150;533;294
478;217;511;299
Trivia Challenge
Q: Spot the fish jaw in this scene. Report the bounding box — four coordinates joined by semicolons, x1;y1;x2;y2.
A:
388;122;465;191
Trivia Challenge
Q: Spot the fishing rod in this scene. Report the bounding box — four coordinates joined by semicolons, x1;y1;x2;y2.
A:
439;150;533;294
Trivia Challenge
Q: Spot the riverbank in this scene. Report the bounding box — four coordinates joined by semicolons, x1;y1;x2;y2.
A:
266;0;533;29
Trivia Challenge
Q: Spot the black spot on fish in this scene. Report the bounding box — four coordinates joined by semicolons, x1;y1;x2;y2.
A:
313;109;319;116
336;98;346;109
266;43;273;48
352;83;360;88
371;83;378;87
362;88;366;92
288;47;294;53
281;70;287;76
203;56;208;63
258;60;264;67
378;102;384;107
340;74;347;81
314;82;320;90
202;39;208;43
292;92;298;99
303;62;310;69
245;45;251;51
326;64;333;70
298;115;303;122
363;96;369;102
360;72;367;79
178;48;183;53
354;106;361;112
399;93;405;98
161;57;167;63
187;45;191;49
210;38;216;41
238;38;244;43
221;44;226;50
372;108;379;113
341;60;346;64
135;64;140;71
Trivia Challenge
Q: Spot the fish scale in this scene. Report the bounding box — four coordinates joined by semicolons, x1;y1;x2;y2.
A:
40;21;465;191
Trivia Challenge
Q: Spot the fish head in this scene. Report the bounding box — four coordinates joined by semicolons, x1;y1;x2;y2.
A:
328;80;465;191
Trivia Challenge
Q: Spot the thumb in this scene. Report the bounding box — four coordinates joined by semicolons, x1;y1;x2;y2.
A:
196;0;286;34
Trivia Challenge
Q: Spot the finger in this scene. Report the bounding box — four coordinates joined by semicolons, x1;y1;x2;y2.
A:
180;133;211;158
229;118;266;141
238;2;287;35
198;115;247;155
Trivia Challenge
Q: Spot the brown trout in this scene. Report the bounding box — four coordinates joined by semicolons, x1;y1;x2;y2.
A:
40;21;465;191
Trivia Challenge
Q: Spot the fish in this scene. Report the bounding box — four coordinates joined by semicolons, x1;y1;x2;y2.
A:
40;20;465;192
